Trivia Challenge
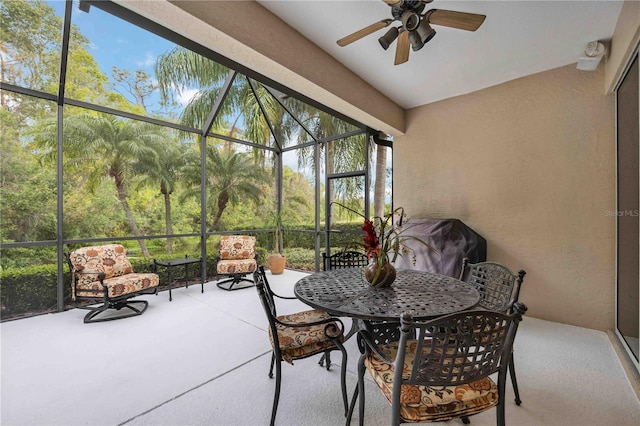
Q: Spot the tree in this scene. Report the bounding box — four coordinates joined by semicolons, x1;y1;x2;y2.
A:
0;0;66;92
135;137;188;254
374;143;388;218
155;46;384;232
182;144;268;232
35;112;167;257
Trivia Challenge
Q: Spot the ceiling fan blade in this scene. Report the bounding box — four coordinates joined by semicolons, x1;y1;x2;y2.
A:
382;0;403;5
428;9;486;31
394;30;410;65
337;19;393;47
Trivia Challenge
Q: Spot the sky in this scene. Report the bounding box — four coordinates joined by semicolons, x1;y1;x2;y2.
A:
48;0;188;112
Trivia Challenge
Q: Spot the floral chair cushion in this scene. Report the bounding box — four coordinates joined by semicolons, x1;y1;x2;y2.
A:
69;244;133;286
218;235;256;260
75;273;159;299
269;309;345;364
365;340;498;423
217;258;257;275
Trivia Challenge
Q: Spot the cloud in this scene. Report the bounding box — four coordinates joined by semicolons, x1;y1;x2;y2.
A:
136;52;156;68
177;87;200;106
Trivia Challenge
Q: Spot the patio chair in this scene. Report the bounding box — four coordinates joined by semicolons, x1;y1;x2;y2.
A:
460;258;527;406
215;235;258;291
65;244;159;323
322;250;369;271
253;266;348;426
319;250;369;366
346;303;528;426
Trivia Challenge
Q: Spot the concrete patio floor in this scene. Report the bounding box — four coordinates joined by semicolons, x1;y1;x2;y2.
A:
1;269;639;426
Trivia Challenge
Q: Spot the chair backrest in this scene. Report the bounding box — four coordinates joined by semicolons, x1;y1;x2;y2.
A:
391;303;527;416
67;244;133;285
219;235;256;260
323;250;369;271
460;259;526;312
253;266;285;358
254;265;279;322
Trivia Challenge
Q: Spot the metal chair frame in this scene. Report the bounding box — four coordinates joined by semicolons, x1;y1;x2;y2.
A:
347;304;527;426
322;250;369;271
254;266;348;426
460;258;527;406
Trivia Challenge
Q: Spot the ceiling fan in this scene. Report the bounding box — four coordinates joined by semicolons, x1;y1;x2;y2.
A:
336;0;486;65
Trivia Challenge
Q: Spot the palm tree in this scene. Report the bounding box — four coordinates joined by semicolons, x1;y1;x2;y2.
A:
181;143;268;232
155;47;384;228
36;112;166;257
373;143;388;218
134;137;188;254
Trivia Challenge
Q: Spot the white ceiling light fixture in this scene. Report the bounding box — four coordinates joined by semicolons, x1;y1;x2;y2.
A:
577;41;606;71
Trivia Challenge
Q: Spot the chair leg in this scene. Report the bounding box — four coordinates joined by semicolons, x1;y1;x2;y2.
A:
324;350;332;371
346;384;359;425
337;347;349;416
357;355;366;426
509;354;522;405
497;374;507;426
268;352;275;379
216;275;255;291
83;299;149;323
318;352;326;367
270;357;282;426
461;416;471;424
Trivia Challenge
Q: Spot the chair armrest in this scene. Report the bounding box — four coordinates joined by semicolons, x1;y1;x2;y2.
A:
271;291;297;300
274;315;346;337
73;270;106;283
357;329;395;364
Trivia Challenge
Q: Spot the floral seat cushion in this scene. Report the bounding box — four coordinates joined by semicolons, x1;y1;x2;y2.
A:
365;340;498;423
269;309;345;364
75;273;159;298
217;235;257;275
69;244;159;299
217;259;257;275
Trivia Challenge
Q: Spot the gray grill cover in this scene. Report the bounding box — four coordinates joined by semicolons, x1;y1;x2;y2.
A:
392;218;487;278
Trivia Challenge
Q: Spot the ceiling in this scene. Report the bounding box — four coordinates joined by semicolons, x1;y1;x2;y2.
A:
257;0;624;109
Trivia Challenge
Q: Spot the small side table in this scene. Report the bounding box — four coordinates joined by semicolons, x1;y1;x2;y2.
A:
153;256;203;301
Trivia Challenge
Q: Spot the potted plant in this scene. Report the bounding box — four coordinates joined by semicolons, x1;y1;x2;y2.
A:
267;212;286;274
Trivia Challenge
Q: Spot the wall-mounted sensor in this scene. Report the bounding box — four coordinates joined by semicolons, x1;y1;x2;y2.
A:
577;41;606;71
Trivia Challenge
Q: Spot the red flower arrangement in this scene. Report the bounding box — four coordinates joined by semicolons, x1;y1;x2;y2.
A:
333;203;433;286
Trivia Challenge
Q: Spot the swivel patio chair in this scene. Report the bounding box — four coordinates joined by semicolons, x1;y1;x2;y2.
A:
460;258;527;406
322;250;369;271
215;235;258;291
254;266;348;426
65;244;159;323
346;303;528;426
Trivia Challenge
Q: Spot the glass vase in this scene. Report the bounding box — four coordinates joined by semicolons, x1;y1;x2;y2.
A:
364;256;396;288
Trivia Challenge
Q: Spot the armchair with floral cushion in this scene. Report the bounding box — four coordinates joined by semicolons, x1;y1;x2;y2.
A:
215;235;258;291
65;244;159;323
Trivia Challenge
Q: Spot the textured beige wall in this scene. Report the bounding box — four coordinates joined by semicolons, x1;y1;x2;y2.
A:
395;64;616;330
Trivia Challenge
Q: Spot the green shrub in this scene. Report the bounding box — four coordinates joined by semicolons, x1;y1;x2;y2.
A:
283;247;315;271
0;264;63;319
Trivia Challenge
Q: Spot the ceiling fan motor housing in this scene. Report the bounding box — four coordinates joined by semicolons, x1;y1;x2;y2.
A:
391;1;426;22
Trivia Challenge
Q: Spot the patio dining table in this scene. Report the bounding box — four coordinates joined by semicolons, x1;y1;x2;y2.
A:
294;268;481;322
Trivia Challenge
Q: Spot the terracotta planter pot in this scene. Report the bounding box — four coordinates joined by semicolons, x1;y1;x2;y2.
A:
267;255;286;275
